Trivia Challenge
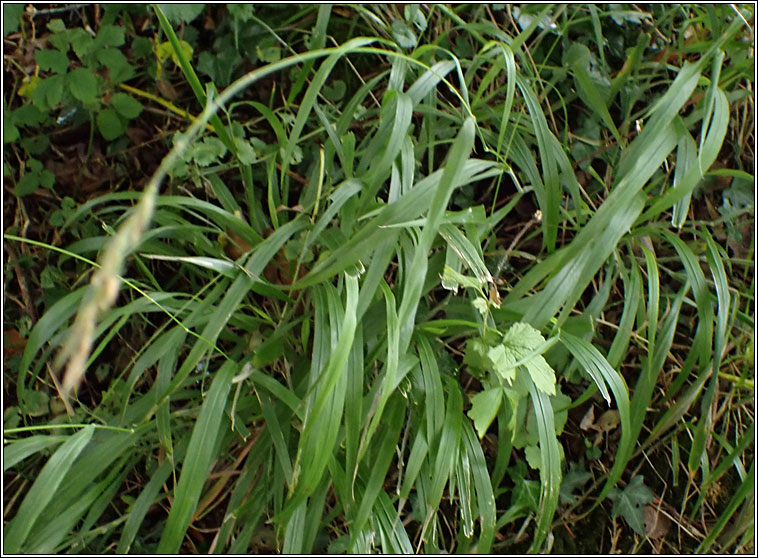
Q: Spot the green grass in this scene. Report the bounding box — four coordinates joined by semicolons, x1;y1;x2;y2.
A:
3;4;754;554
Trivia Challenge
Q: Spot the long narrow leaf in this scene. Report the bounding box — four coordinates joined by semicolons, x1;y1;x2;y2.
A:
157;360;237;553
5;425;95;553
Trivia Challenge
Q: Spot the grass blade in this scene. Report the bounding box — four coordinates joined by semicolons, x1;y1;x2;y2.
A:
157;360;237;553
461;423;496;553
2;435;68;471
696;459;755;553
559;331;632;502
527;380;561;553
116;460;173;553
351;393;406;545
5;424;95;553
289;274;359;509
398;117;476;348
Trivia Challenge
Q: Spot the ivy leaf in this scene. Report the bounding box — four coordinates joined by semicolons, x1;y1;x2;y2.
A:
467;387;502;439
511;476;541;514
560;463;593;504
608;475;655;535
67;67;98;103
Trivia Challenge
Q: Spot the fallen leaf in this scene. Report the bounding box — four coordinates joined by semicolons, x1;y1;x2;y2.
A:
594;409;620;433
580;405;595;431
644;504;670;539
156;79;179;101
4;329;26;359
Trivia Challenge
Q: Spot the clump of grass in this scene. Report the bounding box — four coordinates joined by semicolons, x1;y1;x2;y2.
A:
3;4;753;554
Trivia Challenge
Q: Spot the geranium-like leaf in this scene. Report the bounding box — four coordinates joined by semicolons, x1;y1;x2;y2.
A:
487;343;516;384
503;321;546;351
524;444;542;470
524;354;556;395
233;137;257;165
467;387;502;439
442;265;485;290
471;297;489;317
190;137;227;166
502;322;556;395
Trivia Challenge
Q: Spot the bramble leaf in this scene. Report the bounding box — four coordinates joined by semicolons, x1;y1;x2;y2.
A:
67;67;98;103
4;3;24;37
96;109;126;140
111;93;143;119
97;49;135;83
36;49;69;74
